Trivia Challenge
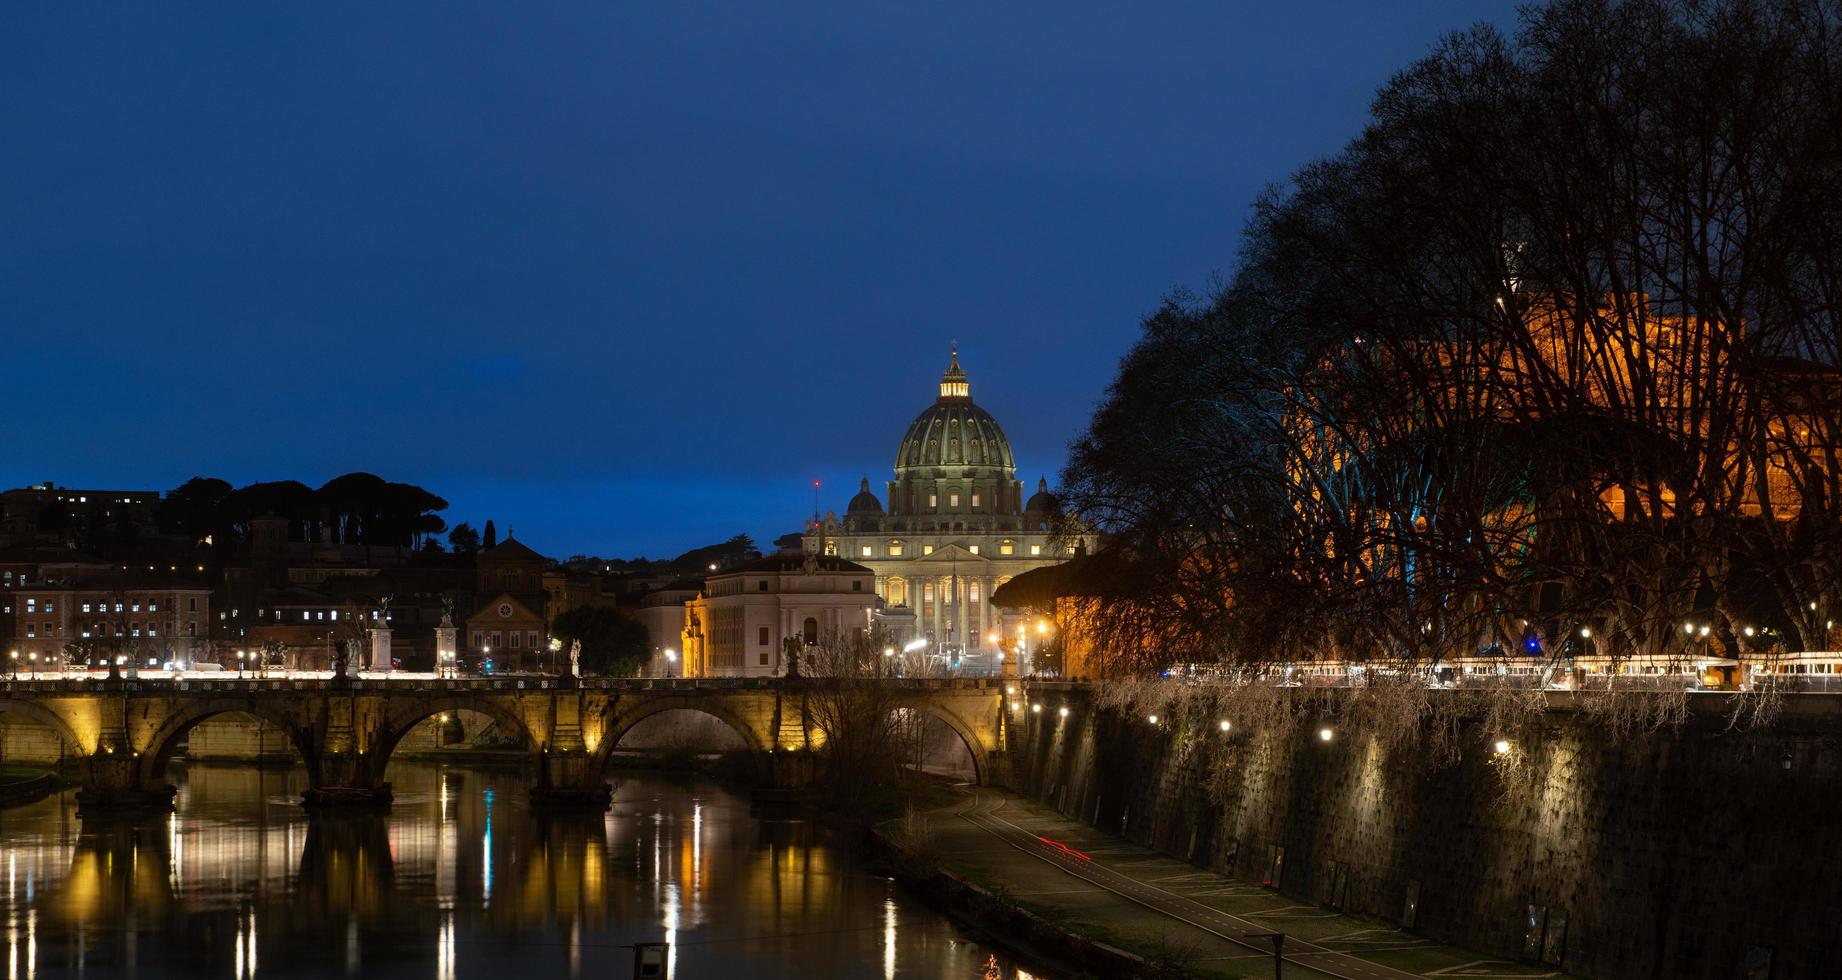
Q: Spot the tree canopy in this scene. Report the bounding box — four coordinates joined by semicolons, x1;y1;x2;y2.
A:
550;606;651;676
1061;0;1842;672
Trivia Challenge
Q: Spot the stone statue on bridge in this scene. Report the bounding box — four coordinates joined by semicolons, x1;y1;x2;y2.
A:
569;640;581;679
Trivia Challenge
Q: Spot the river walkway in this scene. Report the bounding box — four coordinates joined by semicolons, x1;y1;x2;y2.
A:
922;787;1572;980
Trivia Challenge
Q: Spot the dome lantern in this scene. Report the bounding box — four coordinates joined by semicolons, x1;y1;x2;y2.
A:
939;345;970;400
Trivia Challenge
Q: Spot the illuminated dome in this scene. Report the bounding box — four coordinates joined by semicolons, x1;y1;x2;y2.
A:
893;348;1017;481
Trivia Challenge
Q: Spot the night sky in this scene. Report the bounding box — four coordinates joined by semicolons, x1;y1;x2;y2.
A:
3;2;1517;559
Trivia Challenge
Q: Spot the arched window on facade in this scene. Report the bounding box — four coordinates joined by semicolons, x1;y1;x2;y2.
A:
803;617;819;645
886;577;908;606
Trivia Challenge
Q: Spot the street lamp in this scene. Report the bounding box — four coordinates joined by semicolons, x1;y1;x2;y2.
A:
27;652;37;680
237;650;246;678
663;648;678;678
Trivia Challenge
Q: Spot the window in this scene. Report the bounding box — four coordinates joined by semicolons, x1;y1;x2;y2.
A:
148;602;158;612
759;652;769;666
758;580;769;592
889;541;904;557
25;599;35;612
949;493;960;508
131;602;140;613
922;544;934;555
188;597;198;612
43;602;53;613
528;631;539;648
852;580;862;591
473;631;483;649
924;582;935;602
490;631;502;648
115;603;124;613
861;545;873;557
148;626;157;636
186;622;196;637
302;611;311;621
24;624;35;638
970;584;980;603
1000;540;1014;556
759;626;770;646
929;493;938;509
969;545;979;555
511;631;521;648
330;610;338;620
131;624;141;637
803;618;819;644
1030;544;1042;556
971;493;981;508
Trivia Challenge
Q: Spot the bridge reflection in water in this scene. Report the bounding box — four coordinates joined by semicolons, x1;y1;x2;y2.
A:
0;762;1033;979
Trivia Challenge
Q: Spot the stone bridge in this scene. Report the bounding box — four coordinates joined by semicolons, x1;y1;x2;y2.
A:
0;676;1014;810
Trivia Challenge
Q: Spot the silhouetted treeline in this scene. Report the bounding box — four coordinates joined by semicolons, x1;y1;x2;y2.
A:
1062;0;1842;671
160;473;449;549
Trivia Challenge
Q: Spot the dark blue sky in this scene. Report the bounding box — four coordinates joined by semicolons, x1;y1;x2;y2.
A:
2;2;1517;559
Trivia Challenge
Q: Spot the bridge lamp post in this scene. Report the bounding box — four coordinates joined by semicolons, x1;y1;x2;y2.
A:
236;650;246;678
27;652;36;680
662;648;678;677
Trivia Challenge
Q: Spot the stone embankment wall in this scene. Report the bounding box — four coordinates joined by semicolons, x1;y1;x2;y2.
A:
1009;684;1842;980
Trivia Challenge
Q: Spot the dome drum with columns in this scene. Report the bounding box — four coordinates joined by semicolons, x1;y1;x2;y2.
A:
801;348;1092;670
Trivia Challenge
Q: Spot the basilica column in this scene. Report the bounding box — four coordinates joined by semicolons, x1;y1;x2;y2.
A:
955;578;969;658
977;577;990;650
931;577;943;645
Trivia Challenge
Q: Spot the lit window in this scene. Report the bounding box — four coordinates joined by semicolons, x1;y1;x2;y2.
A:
115;603;124;613
861;545;873;557
330;610;338;620
302;611;311;621
971;493;981;508
25;599;35;612
969;545;980;555
148;602;157;611
929;494;938;508
43;602;54;613
922;544;934;555
1000;540;1014;556
131;602;141;613
148;627;157;636
949;494;960;507
889;541;904;557
25;624;35;637
1030;544;1042;556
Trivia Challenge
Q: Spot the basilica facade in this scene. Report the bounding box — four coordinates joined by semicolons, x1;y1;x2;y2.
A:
800;349;1092;670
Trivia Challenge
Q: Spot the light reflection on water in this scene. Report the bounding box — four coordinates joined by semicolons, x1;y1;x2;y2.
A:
0;762;1038;979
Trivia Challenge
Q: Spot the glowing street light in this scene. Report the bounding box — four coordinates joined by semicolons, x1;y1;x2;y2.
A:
1058;706;1069;718
1147;714;1159;725
1219;720;1231;732
1030;703;1041;713
1318;727;1334;742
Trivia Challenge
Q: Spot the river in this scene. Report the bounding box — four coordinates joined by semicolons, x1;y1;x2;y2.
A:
0;762;1040;979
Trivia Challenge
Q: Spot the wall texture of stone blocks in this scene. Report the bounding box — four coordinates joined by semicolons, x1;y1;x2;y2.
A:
1010;685;1842;980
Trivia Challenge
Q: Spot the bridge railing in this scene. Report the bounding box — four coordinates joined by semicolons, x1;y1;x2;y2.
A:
0;674;1017;695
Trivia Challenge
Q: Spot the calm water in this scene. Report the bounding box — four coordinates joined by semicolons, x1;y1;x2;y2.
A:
0;762;1039;979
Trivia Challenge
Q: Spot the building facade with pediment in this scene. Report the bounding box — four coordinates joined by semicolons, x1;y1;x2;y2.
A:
800;349;1094;671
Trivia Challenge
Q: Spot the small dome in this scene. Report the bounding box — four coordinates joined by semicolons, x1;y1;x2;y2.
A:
1025;476;1058;513
847;477;883;514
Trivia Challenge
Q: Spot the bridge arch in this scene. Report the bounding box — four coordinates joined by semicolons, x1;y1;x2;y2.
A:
378;695;541;765
597;695;770;768
137;700;310;785
887;696;989;785
0;696;88;754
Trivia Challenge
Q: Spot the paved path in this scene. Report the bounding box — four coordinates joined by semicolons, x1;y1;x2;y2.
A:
926;787;1565;980
954;789;1426;980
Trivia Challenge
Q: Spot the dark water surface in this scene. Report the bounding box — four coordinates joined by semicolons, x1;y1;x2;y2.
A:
0;762;1040;979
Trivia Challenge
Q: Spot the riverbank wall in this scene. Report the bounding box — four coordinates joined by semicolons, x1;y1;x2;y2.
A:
1008;683;1842;980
